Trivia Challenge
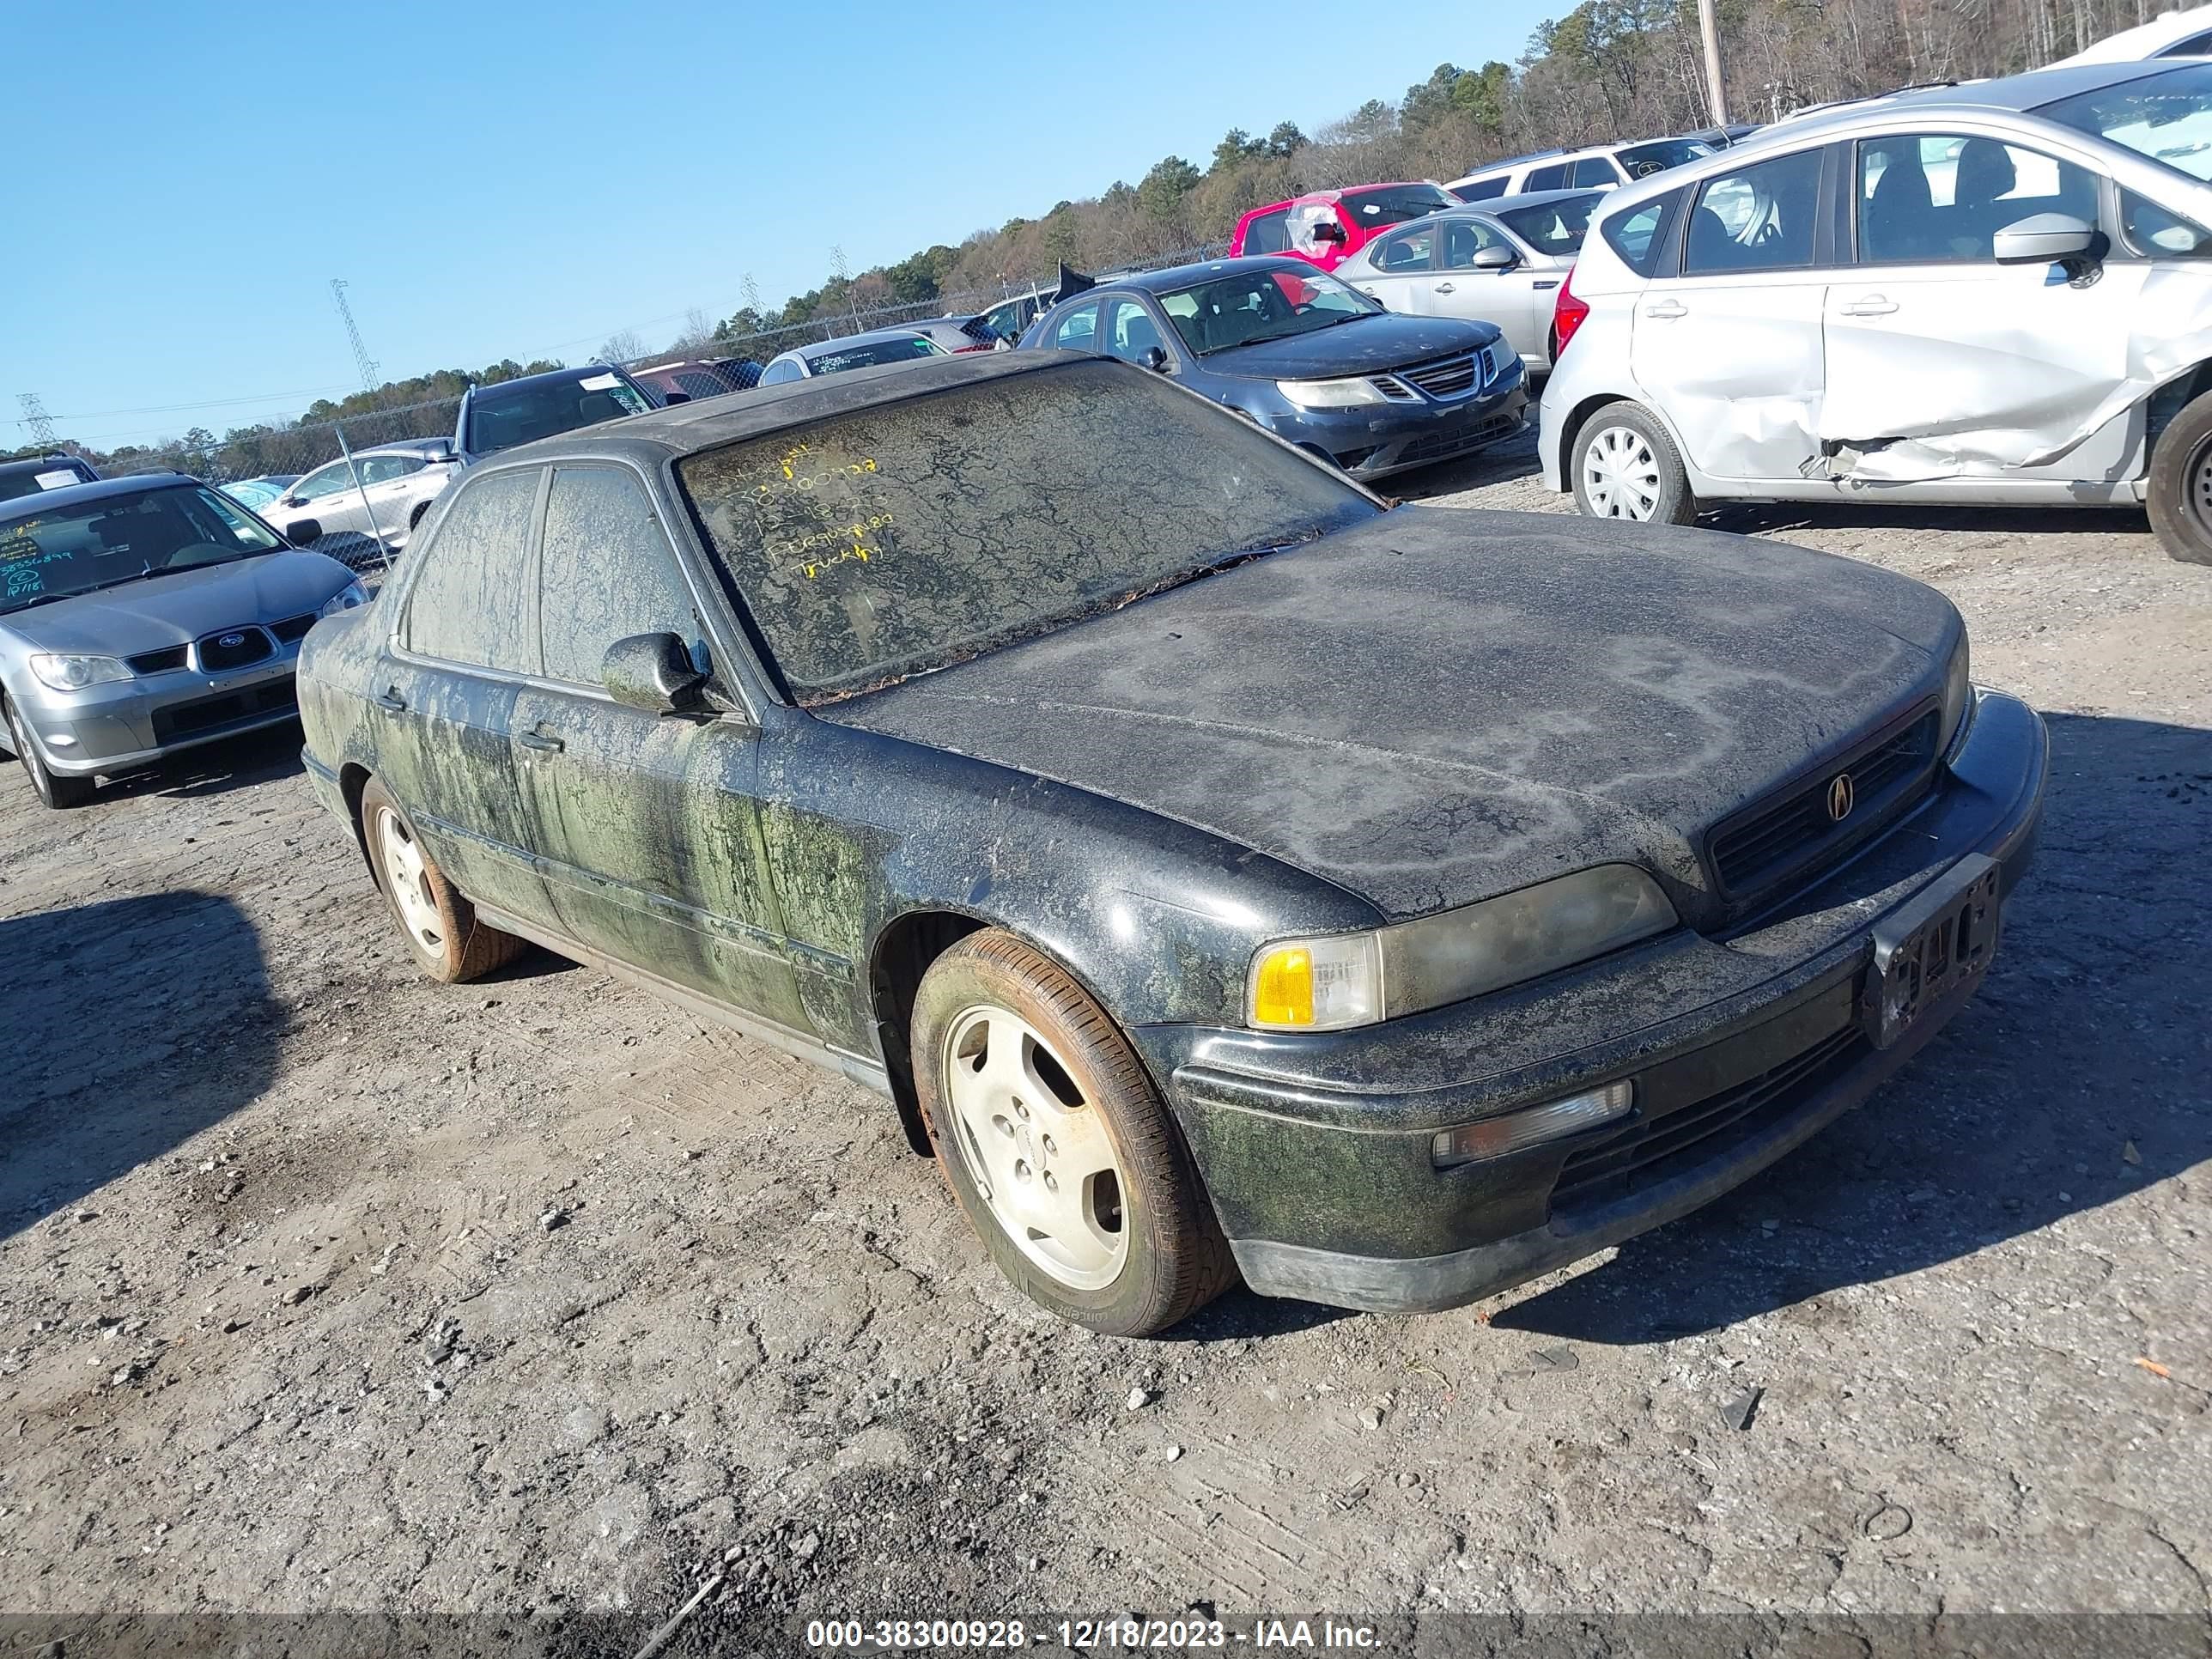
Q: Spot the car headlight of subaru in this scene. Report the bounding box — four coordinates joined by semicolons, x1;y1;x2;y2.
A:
1276;375;1390;410
1247;865;1679;1032
1939;634;1973;761
318;580;369;618
28;653;132;691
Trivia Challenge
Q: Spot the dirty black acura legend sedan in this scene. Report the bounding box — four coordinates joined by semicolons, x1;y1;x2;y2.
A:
298;351;2046;1336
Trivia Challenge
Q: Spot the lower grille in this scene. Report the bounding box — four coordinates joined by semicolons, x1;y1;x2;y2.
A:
1397;412;1519;465
1400;351;1482;399
196;628;274;672
151;678;297;744
1710;709;1940;901
1551;1025;1868;1211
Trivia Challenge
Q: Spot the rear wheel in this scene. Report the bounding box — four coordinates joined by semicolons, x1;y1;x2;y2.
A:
2147;389;2212;565
910;930;1236;1335
1571;400;1698;526
358;776;525;982
6;697;94;809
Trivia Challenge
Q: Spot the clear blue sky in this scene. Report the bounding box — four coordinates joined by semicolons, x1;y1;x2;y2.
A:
7;0;1558;453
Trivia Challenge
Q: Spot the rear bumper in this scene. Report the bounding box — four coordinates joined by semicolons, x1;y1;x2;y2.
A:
1134;690;2048;1314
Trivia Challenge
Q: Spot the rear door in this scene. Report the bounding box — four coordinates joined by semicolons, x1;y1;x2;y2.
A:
505;463;811;1033
1352;222;1443;313
1630;143;1835;483
374;465;556;927
1818;131;2149;481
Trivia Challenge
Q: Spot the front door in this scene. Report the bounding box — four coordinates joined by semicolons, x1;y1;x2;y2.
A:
1630;144;1834;483
1434;217;1549;364
507;464;810;1035
1819;131;2149;482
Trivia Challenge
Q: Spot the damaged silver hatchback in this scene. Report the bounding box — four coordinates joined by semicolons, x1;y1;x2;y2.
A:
1539;57;2212;563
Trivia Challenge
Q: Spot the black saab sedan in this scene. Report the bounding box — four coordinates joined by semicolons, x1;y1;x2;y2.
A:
297;353;2045;1336
1017;256;1526;480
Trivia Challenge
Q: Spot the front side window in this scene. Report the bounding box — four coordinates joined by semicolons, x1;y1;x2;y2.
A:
1684;148;1824;274
2122;187;2212;255
1104;298;1169;364
1497;191;1601;255
358;454;424;486
401;468;541;672
1242;209;1293;253
759;357;805;386
1158;267;1377;356
674;362;1378;702
1339;184;1457;227
2039;62;2212;183
1856;133;2099;263
1441;219;1507;268
463;372;652;457
537;468;696;686
293;461;356;502
0;485;283;614
1049;303;1101;350
1372;227;1438;271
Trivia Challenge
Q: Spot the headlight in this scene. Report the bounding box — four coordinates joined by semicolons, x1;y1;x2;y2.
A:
1276;375;1389;410
318;581;369;618
28;653;131;691
1940;635;1972;760
1247;865;1678;1032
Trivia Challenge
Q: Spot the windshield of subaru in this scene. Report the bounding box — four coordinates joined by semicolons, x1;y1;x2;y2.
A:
462;370;653;457
675;361;1376;702
1158;267;1380;356
0;485;284;615
2040;63;2212;181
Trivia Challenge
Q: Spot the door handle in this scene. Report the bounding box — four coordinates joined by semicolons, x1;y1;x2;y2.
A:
516;730;564;754
374;688;405;712
1533;279;1559;290
1434;282;1456;295
1644;298;1687;319
1841;295;1898;316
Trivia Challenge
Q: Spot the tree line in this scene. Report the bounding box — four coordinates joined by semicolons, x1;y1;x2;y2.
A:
14;0;2170;476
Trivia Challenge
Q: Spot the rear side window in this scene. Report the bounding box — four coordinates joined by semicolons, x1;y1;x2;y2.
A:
1684;149;1824;274
1455;176;1509;202
538;468;698;686
1243;210;1292;253
1372;227;1438;270
1601;189;1685;276
402;468;541;672
759;358;805;386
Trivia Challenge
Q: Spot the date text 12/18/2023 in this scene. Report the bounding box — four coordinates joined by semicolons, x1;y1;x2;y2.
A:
803;1616;1385;1650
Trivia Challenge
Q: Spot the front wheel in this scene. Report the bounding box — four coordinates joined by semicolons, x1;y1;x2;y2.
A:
910;930;1236;1335
6;698;94;809
2146;389;2212;565
1571;400;1698;526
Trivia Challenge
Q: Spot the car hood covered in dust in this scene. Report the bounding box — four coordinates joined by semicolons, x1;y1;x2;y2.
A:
0;551;356;657
815;507;1961;925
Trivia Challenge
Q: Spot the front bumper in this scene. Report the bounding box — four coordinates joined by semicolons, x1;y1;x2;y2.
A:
1132;688;2049;1314
1259;362;1529;481
6;651;303;777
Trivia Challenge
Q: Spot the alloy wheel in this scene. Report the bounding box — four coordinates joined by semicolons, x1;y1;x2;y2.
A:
940;1002;1129;1291
1582;423;1662;520
375;805;445;956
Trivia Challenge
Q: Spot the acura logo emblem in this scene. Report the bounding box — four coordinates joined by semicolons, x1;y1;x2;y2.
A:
1826;772;1856;822
218;631;246;648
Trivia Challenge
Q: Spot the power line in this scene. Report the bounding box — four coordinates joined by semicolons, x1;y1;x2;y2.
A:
331;279;381;397
16;393;59;448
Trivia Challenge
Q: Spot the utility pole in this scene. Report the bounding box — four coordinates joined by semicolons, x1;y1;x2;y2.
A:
17;393;59;450
330;279;381;398
1697;0;1731;127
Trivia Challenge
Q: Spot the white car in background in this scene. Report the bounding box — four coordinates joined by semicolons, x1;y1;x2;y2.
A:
258;439;460;565
1449;136;1717;201
1537;58;2212;565
2054;3;2212;64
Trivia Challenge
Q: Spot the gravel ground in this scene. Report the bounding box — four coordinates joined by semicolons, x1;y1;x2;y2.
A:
2;426;2208;1655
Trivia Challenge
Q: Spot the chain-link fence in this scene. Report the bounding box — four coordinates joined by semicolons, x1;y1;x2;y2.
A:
47;241;1227;573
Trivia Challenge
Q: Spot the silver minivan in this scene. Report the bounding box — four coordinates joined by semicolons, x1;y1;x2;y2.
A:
1538;57;2212;563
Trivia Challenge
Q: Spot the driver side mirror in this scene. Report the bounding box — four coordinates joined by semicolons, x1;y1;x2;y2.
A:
660;390;692;405
285;519;321;547
1471;244;1518;270
603;632;707;714
1141;346;1170;373
1993;212;2097;264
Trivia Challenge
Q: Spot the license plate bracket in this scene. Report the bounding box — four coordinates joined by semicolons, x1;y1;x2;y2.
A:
1863;854;2002;1049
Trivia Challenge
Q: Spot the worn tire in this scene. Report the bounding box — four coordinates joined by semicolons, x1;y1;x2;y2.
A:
909;929;1237;1336
1571;399;1699;526
5;696;94;809
2147;389;2212;565
357;776;526;983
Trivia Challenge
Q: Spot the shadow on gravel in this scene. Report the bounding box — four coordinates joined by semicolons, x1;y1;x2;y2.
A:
1495;710;2212;1346
0;890;279;1243
99;721;305;804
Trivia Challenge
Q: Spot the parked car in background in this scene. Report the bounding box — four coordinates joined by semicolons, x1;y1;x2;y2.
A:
2053;2;2212;63
1337;188;1605;374
1019;256;1525;480
915;316;1008;353
1450;136;1717;200
259;439;461;566
453;365;654;465
0;474;365;807
1538;58;2212;565
1231;183;1463;270
219;475;299;513
756;327;951;385
629;358;763;404
295;350;2045;1335
0;454;99;504
975;289;1054;343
